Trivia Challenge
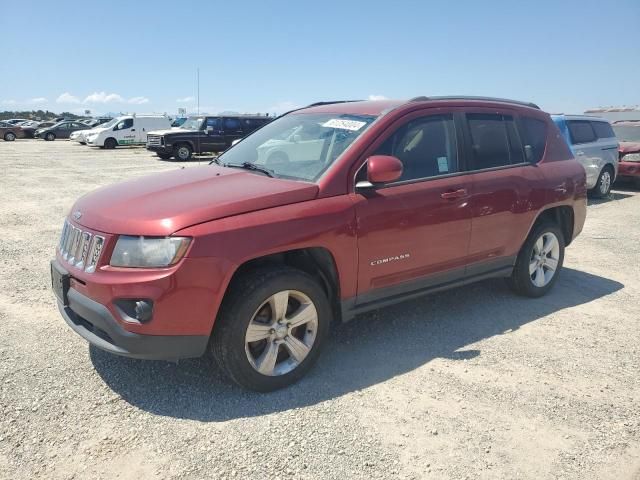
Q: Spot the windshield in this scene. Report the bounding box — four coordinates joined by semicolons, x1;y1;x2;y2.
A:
218;113;377;181
98;118;119;129
613;125;640;142
180;117;204;130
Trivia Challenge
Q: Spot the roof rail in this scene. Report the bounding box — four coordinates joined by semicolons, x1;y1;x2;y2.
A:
305;100;363;108
409;96;540;110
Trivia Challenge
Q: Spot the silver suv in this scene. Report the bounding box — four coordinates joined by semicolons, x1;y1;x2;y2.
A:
552;115;619;197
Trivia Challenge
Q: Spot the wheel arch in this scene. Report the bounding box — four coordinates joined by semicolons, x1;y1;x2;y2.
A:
221;247;342;326
527;206;575;247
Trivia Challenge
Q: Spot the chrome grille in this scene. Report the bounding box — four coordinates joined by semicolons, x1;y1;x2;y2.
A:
147;135;162;146
58;219;105;273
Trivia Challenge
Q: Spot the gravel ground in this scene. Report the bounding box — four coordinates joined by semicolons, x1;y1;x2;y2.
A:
1;139;639;480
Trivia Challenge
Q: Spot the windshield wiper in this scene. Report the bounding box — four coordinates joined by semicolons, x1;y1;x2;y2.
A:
210;157;223;166
224;162;275;177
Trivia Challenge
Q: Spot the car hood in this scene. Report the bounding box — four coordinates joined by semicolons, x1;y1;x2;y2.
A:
619;142;640;154
71;165;319;235
148;129;190;136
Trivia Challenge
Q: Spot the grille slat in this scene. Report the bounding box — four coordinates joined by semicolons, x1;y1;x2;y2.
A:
147;135;162;146
58;219;105;273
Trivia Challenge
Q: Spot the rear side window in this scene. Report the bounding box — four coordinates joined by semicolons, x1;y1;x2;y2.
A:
567;121;596;144
591;121;615;139
520;117;547;163
467;114;525;169
223;118;241;130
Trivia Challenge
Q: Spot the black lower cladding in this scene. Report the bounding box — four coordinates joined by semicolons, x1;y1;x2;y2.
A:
56;277;209;360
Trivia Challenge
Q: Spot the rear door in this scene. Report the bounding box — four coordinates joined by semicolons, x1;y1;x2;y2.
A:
222;117;244;148
463;110;545;272
590;120;619;177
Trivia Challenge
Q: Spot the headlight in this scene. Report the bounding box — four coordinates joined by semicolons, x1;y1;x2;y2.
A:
623;153;640;162
110;236;191;267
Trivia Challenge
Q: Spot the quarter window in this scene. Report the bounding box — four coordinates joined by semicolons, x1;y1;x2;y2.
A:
467;114;525;169
567;121;596;144
374;115;458;181
520;117;547;163
591;121;615;139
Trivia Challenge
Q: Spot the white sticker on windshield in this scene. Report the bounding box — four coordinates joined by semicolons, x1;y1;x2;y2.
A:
322;119;367;131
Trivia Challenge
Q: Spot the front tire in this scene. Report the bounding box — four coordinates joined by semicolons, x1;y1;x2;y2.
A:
103;137;117;149
507;221;565;298
212;267;331;392
45;132;55;141
4;132;16;141
591;166;613;198
174;143;192;161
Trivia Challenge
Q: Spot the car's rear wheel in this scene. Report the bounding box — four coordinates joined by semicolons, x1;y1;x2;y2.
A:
212;267;331;391
591;166;613;198
4;132;16;141
174;143;192;161
103;137;117;149
507;221;565;297
45;132;55;141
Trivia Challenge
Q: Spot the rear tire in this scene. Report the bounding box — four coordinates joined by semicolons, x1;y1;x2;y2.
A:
212;266;331;392
103;138;117;149
4;132;16;141
590;166;613;198
174;143;192;161
45;132;55;141
507;221;565;298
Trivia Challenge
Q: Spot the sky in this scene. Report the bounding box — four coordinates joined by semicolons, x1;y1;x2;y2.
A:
1;0;638;116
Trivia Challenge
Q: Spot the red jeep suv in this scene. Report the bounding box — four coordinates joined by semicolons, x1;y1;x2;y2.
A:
51;97;587;391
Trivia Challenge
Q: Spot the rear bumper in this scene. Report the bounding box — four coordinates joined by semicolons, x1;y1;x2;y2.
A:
59;287;209;360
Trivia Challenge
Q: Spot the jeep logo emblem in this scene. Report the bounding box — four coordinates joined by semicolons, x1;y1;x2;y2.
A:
73;211;82;220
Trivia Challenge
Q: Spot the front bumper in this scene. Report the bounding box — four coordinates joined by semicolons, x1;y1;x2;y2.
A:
58;284;209;360
146;145;172;154
618;161;640;179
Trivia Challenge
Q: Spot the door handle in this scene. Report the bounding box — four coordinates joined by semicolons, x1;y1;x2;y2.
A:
131;129;136;132
440;188;468;200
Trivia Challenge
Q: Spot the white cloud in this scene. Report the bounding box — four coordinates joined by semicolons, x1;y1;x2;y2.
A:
84;91;124;104
1;99;17;106
128;96;149;105
176;96;195;103
368;94;387;101
28;97;48;104
56;92;80;104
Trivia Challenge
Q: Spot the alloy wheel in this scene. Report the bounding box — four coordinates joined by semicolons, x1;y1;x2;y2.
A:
245;290;318;376
600;170;611;195
529;232;560;287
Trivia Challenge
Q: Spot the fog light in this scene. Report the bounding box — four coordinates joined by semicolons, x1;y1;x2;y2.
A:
115;299;154;323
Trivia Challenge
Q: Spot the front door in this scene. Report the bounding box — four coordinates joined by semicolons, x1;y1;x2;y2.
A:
353;112;472;303
202;117;224;153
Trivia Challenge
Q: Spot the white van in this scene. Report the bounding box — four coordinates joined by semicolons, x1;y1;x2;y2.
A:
85;115;171;149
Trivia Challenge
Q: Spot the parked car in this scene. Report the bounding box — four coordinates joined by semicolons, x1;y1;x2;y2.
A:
0;121;25;141
51;97;586;391
552;115;619;197
612;121;640;186
3;118;30;125
85;115;171;149
34;121;91;141
146;115;272;160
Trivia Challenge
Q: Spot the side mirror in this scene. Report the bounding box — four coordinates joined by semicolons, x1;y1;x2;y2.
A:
206;126;214;134
367;155;403;183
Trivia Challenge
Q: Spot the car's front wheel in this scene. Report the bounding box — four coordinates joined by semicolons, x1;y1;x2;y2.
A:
591;166;613;198
45;132;55;141
212;267;331;391
174;143;192;161
103;137;117;149
507;221;565;297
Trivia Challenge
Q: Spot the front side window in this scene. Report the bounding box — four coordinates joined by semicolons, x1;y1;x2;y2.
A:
206;117;221;129
180;117;204;130
567;121;596;144
115;118;133;130
374;115;458;181
218;112;377;182
467;114;524;169
591;121;615;139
